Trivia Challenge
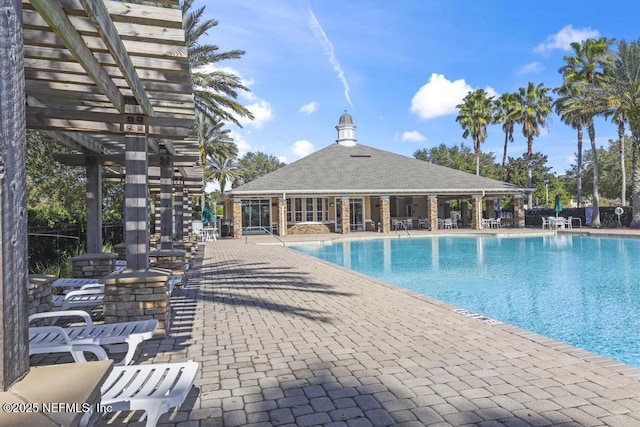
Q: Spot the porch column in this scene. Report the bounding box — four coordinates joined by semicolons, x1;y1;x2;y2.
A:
380;196;391;233
152;191;160;236
159;152;173;250
471;194;483;230
85;157;103;253
514;194;525;228
486;197;496;219
444;200;451;219
461;199;470;228
174;180;184;241
0;0;29;388
233;198;242;238
184;190;192;239
341;196;350;234
427;196;438;231
124;134;150;270
278;197;287;237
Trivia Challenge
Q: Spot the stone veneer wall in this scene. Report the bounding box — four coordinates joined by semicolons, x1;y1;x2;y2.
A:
287;223;332;234
380;197;391;233
427;196;438;231
513;195;525;228
233;200;242;238
27;275;54;324
471;196;483;230
71;253;117;278
102;269;171;335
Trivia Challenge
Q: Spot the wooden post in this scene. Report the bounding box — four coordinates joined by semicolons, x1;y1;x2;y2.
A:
85;157;103;253
0;0;29;390
124;134;150;270
184;189;192;239
174;180;184;241
159;153;173;250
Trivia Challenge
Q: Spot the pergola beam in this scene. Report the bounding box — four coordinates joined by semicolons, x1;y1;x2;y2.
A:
29;0;126;113
53;153;199;167
79;0;154;117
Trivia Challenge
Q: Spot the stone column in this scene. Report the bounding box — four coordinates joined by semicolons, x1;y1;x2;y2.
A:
103;269;171;335
427;196;438;231
71;253;117;278
0;0;29;389
486;197;496;219
174;180;184;241
514;194;525;228
124;134;150;270
380;196;391;233
471;195;483;230
340;197;350;234
278;197;287;237
85;157;103;253
233;198;242;238
159;152;173;250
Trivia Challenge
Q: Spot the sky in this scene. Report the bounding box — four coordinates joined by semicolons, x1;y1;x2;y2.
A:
201;0;640;186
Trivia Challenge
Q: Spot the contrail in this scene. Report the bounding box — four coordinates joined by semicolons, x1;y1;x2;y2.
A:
308;6;353;108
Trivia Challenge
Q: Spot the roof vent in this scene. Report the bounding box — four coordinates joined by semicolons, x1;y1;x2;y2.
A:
350;154;371;158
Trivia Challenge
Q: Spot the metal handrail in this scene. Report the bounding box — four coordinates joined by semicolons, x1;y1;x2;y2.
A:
394;221;411;236
27;233;80;241
244;226;285;247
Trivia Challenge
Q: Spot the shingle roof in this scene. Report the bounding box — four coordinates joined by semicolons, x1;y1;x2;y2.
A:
230;143;528;196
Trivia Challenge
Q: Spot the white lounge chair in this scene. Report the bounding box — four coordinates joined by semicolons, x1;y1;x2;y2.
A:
52;284;105;311
29;310;158;365
38;341;199;427
100;361;199;427
28;326;109;363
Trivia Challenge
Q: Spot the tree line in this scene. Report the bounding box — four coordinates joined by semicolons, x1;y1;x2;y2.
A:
453;37;640;227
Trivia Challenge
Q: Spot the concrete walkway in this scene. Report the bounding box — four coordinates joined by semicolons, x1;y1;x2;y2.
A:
121;233;640;427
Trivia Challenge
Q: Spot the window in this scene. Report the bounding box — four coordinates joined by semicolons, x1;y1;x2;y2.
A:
306;198;314;221
286;199;292;222
316;198;323;222
295;198;302;222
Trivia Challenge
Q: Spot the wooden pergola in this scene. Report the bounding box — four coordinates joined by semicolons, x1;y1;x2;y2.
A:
1;0;198;390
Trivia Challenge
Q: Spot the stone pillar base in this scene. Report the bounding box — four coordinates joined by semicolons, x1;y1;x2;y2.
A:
102;268;171;335
71;252;117;278
149;249;187;276
27;275;54;324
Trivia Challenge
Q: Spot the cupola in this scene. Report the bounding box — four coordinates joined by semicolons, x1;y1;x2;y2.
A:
336;112;357;146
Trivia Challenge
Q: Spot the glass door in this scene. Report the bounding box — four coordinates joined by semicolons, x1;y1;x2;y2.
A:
350;198;364;231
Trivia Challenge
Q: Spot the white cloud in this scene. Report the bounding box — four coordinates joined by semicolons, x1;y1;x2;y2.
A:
485;86;499;98
230;130;253;157
308;7;353;108
516;62;543;76
277;155;288;164
534;25;600;54
300;101;319;114
410;73;473;119
238;100;274;128
401;131;426;142
292;140;315;158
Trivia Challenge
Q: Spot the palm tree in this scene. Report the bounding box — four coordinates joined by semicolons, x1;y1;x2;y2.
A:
205;153;239;200
557;37;614;227
183;0;254;126
517;82;553;208
592;39;640;226
553;83;587;207
494;92;522;182
455;89;495;176
196;112;237;168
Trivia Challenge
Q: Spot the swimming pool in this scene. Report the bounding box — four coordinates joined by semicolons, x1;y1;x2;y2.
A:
290;235;640;368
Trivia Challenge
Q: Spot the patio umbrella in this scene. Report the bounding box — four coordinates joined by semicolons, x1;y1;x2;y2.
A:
554;194;563;217
201;201;215;225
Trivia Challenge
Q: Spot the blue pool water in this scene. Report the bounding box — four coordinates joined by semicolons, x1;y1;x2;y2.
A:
290;235;640;368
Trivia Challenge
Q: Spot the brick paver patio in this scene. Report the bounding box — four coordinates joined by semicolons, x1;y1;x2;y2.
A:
111;234;640;426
